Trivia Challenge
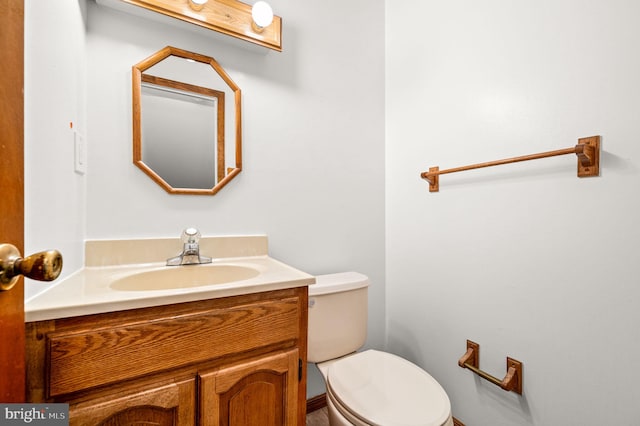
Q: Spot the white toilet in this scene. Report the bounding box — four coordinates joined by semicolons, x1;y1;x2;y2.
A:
308;272;453;426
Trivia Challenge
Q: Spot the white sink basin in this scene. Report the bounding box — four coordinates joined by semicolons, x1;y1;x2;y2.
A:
25;236;316;322
110;264;260;291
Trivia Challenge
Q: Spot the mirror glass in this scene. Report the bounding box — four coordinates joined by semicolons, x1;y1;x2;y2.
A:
132;47;241;195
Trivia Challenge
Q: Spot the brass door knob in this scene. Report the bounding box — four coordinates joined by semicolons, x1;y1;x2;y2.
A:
0;243;63;291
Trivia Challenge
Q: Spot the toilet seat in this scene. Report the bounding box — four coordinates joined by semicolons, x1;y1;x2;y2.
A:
326;350;452;426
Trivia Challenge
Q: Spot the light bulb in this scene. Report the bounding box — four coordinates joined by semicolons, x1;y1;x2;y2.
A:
252;1;273;29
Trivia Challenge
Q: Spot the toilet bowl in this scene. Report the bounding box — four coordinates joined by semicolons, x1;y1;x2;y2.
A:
308;272;453;426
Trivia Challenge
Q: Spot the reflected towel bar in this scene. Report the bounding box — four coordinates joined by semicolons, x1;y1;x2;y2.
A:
458;340;523;395
421;135;600;192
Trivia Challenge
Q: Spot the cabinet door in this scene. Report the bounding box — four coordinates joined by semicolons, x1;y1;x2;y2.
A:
200;349;299;426
69;377;196;426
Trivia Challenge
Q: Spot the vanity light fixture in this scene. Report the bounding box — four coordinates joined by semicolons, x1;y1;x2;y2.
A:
251;1;274;31
188;0;208;11
101;0;282;51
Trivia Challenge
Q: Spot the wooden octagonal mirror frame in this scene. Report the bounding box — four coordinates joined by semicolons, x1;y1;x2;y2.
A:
132;46;242;195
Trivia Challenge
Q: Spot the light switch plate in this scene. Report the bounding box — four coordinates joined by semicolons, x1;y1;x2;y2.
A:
74;131;86;174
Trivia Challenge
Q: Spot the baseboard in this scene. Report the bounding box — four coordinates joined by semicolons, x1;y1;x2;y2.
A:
307;392;464;426
306;393;327;413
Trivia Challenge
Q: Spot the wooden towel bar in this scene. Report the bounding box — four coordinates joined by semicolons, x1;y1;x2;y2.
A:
421;135;600;192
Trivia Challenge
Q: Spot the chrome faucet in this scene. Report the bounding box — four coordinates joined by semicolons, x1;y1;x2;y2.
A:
166;228;212;266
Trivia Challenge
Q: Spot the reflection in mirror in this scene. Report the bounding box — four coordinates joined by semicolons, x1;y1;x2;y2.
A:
141;76;224;188
132;46;242;195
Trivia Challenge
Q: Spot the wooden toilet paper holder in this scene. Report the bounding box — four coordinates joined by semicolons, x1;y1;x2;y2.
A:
458;340;523;395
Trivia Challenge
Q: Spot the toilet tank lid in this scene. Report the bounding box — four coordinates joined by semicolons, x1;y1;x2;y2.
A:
309;272;369;296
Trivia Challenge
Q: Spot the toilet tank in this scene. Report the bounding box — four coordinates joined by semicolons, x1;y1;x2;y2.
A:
307;272;369;363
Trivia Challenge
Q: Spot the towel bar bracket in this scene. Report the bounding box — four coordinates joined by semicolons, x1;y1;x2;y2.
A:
458;339;523;395
427;167;439;192
576;135;600;177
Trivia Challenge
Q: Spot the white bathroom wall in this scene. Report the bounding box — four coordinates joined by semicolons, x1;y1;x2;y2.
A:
24;0;87;299
83;0;385;287
386;1;640;425
25;0;385;397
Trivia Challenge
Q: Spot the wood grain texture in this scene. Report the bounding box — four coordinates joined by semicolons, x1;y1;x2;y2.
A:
200;349;297;426
421;136;601;192
0;0;25;402
132;46;241;195
119;0;282;51
453;417;466;426
26;287;308;424
70;377;195;425
46;296;300;397
306;394;327;414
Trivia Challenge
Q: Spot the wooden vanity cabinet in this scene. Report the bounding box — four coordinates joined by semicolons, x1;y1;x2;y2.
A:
70;376;196;425
26;287;308;425
200;348;299;425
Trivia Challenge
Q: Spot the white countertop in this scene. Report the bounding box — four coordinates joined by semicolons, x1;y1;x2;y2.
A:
25;236;315;322
25;255;314;322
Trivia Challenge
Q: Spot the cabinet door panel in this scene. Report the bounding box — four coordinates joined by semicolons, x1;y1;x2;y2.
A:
70;378;195;426
200;349;298;426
